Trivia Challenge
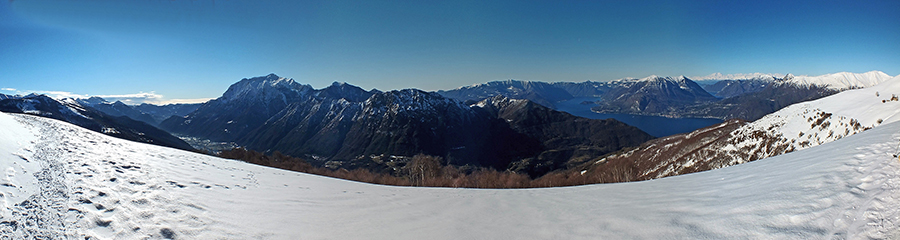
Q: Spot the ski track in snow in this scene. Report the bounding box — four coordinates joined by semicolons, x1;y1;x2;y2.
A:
1;112;899;239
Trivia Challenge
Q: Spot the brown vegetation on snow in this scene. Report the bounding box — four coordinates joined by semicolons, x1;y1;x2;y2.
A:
217;148;647;188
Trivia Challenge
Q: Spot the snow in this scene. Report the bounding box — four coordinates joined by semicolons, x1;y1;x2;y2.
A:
803;74;900;126
0;112;38;221
1;112;899;239
627;74;900;178
692;72;783;80
743;74;900;154
786;71;893;90
691;71;893;89
220;74;312;103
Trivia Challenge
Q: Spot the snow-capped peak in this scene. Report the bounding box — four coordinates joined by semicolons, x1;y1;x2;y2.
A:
220;74;313;102
612;75;664;83
73;96;108;106
454;79;543;91
641;75;661;81
625;75;692;83
692;72;784;81
786;71;893;90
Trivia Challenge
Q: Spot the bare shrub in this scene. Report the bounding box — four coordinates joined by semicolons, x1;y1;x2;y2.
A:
218;149;633;189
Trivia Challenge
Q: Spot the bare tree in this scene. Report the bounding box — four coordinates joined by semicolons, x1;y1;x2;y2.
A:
405;154;442;186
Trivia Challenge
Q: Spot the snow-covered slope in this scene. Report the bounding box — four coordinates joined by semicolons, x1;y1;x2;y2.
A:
692;71;893;89
0;94;195;151
590;75;900;180
2;111;899;239
737;74;900;156
786;71;893;90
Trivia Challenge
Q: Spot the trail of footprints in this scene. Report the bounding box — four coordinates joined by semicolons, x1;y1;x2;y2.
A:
65;142;197;239
1;116;73;239
4;115;269;239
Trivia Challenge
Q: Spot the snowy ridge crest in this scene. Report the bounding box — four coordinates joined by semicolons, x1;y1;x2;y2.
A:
786;71;893;90
221;73;312;102
692;72;783;81
611;75;695;84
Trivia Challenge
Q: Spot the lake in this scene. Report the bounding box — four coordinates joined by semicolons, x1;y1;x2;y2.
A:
554;97;723;137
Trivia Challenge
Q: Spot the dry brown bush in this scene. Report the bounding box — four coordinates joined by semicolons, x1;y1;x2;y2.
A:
217;148;620;189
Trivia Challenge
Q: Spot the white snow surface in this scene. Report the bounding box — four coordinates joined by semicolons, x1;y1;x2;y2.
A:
744;74;900;153
690;71;893;89
692;72;783;80
1;112;900;239
786;71;894;90
0;112;39;221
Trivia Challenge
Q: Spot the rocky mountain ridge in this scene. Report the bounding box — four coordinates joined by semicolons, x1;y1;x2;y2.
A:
440;71;892;122
161;74;652;176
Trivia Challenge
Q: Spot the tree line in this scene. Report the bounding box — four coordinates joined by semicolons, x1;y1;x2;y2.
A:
217;147;640;188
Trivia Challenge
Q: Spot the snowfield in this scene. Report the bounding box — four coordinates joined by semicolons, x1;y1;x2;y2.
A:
732;74;900;163
786;71;894;90
1;111;899;239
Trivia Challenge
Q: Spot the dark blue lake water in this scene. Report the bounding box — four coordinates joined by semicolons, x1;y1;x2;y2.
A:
554;97;723;137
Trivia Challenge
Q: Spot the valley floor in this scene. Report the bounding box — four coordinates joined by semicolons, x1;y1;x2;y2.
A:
1;112;899;239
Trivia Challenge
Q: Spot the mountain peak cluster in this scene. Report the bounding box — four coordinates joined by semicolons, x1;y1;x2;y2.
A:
158;74;653;176
0;71;895;180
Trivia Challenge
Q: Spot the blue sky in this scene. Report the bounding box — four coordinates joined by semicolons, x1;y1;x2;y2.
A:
1;0;898;104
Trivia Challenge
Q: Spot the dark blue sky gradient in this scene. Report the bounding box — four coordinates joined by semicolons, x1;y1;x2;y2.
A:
1;0;898;103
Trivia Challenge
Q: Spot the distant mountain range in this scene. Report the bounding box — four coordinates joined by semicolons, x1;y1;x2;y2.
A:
4;70;892;180
690;72;782;81
438;80;608;109
700;78;772;98
567;73;900;182
590;75;717;114
0;93;194;151
159;74;653;176
74;96;200;127
439;71;893;121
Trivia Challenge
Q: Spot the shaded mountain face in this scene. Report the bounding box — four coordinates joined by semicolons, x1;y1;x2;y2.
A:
475;96;654;177
438;80;578;108
161;74;315;142
439;74;870;124
0;94;194;151
163;75;652;176
702;79;771;98
681;82;839;121
235;86;523;170
0;93;16;100
592;76;718;113
75;97;200;127
132;103;200;124
439;77;716;113
80;99;158;126
588;76;842;121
